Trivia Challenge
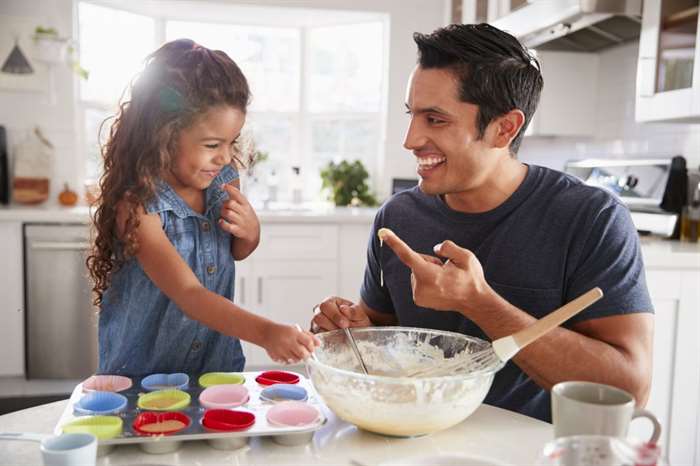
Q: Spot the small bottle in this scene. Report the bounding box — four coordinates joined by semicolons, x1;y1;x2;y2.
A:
680;181;700;242
267;169;278;203
290;166;303;204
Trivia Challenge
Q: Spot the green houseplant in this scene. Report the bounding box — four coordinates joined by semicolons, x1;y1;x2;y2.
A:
320;160;378;207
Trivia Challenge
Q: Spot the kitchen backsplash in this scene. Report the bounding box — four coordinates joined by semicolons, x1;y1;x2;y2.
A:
520;42;700;172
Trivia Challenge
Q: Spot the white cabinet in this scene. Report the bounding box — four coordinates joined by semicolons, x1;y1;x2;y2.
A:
0;221;25;376
636;0;700;122
461;0;527;24
238;222;371;369
629;266;700;466
526;51;598;137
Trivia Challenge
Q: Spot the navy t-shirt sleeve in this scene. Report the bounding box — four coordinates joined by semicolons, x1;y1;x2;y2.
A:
360;210;395;314
565;202;653;326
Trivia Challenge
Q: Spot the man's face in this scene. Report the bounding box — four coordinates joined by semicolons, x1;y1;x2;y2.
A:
403;66;496;197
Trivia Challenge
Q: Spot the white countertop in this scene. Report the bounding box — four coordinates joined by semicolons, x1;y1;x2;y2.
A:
0;203;377;224
0;400;552;465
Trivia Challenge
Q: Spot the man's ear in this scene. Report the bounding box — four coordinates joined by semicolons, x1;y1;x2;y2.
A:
485;109;525;150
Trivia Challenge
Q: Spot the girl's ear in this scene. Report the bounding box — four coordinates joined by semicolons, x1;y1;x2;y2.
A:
485;109;525;150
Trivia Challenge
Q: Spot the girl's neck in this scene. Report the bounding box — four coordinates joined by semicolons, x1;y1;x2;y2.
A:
162;170;206;214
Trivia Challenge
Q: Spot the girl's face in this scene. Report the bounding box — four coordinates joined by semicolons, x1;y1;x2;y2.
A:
166;105;246;192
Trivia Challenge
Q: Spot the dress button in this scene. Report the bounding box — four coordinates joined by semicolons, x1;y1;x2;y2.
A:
202;222;211;232
207;265;216;274
191;340;202;351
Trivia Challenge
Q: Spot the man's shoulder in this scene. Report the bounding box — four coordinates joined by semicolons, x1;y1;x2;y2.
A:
377;186;431;216
529;165;623;213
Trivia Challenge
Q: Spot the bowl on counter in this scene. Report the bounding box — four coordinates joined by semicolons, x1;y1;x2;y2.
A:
306;327;503;437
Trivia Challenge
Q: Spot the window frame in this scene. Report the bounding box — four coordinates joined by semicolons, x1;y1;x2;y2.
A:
76;1;386;202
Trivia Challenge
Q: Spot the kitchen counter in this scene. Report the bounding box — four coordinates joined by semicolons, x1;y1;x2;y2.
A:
0;400;552;465
0;203;377;224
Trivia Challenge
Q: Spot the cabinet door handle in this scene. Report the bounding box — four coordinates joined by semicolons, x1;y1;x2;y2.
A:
240;277;245;305
30;241;90;251
257;277;263;305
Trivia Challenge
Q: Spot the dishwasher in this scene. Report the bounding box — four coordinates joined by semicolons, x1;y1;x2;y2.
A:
25;224;98;379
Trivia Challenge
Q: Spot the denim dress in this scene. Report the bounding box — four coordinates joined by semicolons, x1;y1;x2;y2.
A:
98;165;245;376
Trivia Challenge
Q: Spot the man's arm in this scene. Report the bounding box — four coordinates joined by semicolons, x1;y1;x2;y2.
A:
378;228;653;406
460;289;653;405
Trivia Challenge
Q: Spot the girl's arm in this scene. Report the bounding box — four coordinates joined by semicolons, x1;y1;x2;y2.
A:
117;201;314;362
219;179;260;260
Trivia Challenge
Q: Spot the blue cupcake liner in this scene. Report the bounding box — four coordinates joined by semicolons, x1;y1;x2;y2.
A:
260;384;308;403
74;391;128;415
141;373;189;391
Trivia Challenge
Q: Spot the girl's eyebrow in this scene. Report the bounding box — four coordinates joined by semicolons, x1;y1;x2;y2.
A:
199;133;240;142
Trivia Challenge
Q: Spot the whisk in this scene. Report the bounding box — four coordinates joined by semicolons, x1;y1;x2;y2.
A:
406;287;603;378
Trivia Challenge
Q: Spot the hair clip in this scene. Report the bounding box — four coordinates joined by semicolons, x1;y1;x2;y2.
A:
159;86;185;113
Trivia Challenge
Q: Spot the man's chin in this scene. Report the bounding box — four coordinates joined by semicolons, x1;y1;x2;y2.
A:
417;179;442;196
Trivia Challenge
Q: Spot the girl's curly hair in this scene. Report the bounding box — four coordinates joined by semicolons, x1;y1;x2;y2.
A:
86;39;251;306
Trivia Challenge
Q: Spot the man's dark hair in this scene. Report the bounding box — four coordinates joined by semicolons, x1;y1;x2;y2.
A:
413;23;543;154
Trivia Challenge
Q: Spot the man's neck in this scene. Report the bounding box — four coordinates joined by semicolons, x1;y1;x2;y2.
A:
443;158;528;214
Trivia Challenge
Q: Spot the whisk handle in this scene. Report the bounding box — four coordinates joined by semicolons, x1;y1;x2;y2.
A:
494;287;604;361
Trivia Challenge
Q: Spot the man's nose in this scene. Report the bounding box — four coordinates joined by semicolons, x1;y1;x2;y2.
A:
403;118;426;151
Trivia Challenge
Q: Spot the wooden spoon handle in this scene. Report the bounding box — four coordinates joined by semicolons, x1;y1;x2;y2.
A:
511;287;603;350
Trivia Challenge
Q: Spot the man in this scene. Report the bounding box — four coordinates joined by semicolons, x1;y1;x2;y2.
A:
311;23;653;423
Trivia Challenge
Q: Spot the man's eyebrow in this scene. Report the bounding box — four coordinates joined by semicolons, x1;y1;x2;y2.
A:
404;103;452;116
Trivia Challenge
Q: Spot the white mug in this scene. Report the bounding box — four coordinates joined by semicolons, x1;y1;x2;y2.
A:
0;432;96;466
551;381;661;444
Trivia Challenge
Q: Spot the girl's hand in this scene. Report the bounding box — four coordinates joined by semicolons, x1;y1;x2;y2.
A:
219;183;260;244
263;323;320;364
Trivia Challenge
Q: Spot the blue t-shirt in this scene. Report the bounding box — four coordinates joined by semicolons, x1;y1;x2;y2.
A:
98;164;245;376
360;164;653;422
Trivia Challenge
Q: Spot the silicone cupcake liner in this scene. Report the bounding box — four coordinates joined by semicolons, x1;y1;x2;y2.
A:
202;409;255;431
260;384;308;403
199;384;249;409
255;370;300;386
132;411;191;436
137;389;191;411
198;372;246;387
62;415;123;440
266;401;321;427
74;391;128;415
141;373;189;391
82;375;132;393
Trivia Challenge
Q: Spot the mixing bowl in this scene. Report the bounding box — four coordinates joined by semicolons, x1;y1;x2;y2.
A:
306;326;504;437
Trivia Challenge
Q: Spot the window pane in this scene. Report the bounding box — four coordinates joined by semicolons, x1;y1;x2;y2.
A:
307;22;384;113
84;107;111;181
166;21;300;112
78;3;155;104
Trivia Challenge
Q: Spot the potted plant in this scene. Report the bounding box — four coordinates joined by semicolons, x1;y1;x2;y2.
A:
320;160;378;207
32;26;88;79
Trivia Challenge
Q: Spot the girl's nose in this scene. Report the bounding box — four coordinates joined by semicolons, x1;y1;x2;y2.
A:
214;148;233;166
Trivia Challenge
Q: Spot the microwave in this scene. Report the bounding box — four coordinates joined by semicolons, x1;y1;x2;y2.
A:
564;157;685;237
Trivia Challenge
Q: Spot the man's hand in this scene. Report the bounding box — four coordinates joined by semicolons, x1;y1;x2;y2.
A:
310;296;372;332
378;228;494;314
219;183;261;244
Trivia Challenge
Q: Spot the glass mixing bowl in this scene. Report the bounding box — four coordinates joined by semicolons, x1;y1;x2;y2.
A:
306;326;505;437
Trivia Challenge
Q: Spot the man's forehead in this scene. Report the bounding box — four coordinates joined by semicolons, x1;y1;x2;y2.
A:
405;66;461;108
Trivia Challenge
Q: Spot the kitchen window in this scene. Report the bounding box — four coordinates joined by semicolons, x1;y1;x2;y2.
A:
77;1;388;204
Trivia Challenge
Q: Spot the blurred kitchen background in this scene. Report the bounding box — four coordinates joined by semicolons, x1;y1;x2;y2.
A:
1;1;700;463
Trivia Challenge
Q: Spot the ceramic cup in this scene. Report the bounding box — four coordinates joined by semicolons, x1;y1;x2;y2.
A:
552;381;661;443
40;432;97;466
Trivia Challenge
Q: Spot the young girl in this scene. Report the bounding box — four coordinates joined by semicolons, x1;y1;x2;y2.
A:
86;39;317;375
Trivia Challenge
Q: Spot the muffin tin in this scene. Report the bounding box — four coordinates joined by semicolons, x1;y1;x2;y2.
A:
54;370;326;455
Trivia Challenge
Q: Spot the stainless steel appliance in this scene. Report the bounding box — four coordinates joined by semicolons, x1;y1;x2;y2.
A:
564;158;681;237
491;0;642;52
25;224;98;379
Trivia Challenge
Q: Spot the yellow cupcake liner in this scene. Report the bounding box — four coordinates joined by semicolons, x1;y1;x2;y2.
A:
137;389;191;411
198;372;245;388
62;415;123;440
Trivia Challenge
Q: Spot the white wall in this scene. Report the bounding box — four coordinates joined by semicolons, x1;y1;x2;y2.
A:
0;0;80;203
519;42;700;173
0;0;449;204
